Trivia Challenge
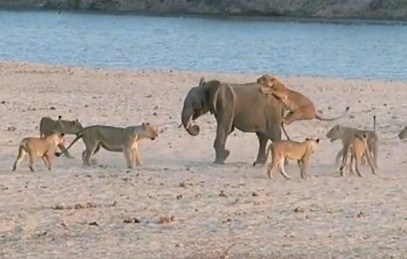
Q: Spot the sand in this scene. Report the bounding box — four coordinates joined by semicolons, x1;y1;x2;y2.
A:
0;61;407;259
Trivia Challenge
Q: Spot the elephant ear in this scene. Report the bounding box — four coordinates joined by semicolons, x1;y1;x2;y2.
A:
199;76;206;87
200;80;221;114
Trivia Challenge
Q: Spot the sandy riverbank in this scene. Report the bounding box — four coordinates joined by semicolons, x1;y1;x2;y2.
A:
1;61;407;258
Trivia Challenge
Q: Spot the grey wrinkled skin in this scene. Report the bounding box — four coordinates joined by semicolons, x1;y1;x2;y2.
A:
180;77;284;165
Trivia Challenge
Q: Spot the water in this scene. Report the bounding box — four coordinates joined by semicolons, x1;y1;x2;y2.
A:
0;10;407;81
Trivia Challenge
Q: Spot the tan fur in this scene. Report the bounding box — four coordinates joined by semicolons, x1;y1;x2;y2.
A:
257;74;349;128
339;133;376;177
39;115;83;159
12;132;65;172
265;138;320;180
58;122;158;168
326;123;378;168
398;126;407;140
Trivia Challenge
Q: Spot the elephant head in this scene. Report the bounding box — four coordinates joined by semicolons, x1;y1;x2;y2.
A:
180;77;214;136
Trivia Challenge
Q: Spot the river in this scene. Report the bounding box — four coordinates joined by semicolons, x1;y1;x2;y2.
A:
1;10;406;81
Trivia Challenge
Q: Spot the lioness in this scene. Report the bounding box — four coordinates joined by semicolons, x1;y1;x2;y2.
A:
265;138;320;180
339;133;376;177
326;115;378;168
57;122;158;168
12;131;65;172
257;74;349;139
39;115;83;159
398;126;407;140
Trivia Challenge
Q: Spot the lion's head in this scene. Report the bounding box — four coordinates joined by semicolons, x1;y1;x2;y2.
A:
256;74;287;91
141;122;159;141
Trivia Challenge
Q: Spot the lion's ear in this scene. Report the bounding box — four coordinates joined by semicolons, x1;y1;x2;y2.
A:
58;115;62;120
305;138;309;141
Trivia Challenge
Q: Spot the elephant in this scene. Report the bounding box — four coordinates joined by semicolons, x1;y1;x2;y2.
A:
180;76;285;165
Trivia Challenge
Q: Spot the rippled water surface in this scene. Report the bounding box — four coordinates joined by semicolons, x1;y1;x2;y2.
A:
1;10;406;81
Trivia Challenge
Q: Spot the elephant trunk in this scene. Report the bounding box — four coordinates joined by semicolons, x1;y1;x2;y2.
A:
181;103;200;136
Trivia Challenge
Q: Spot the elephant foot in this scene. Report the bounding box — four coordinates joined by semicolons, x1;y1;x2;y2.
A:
213;159;226;165
214;149;230;165
253;159;266;167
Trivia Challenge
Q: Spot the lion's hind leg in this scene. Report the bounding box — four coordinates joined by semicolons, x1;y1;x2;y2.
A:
282;106;315;126
335;148;344;165
82;142;99;167
266;159;277;179
12;145;26;171
364;150;376;175
277;157;291;180
28;151;37;172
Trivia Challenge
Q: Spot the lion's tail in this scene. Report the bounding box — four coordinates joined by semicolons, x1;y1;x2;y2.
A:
315;106;350;121
62;131;84;152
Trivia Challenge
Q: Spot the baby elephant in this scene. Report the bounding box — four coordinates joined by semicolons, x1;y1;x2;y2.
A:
265;138;320;180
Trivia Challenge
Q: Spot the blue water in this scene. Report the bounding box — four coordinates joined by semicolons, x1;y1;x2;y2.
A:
1;10;406;81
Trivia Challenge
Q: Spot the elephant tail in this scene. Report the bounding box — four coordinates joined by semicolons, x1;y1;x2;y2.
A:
212;83;236;134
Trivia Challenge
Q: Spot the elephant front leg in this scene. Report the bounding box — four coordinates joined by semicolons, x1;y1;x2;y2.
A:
253;132;268;167
213;125;230;165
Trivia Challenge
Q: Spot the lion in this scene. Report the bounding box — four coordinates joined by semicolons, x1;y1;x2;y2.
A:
256;74;349;139
12;131;65;172
56;122;158;168
398;126;407;140
39;115;83;159
265;137;320;180
339;133;376;177
326;115;378;168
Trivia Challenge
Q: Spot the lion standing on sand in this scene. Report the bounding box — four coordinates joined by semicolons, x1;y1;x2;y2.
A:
58;122;159;168
12;131;65;172
265;138;320;180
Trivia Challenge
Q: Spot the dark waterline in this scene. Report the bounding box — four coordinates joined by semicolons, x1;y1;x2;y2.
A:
1;10;406;81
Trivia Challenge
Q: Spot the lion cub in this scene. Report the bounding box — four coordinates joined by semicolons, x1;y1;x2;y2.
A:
12;131;65;172
265;138;320;180
339;133;376;177
257;74;349;126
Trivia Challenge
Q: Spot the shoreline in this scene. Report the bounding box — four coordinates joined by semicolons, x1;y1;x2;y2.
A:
1;6;407;25
1;59;405;84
